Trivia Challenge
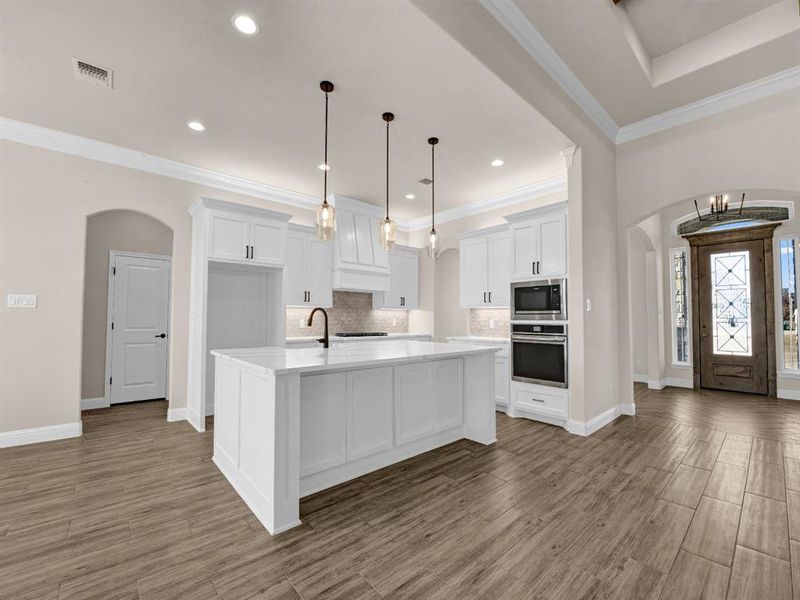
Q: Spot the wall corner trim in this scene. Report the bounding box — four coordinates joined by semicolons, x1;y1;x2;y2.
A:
0;421;83;448
167;408;188;422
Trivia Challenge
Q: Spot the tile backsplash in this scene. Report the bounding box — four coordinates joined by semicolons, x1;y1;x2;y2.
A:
469;308;510;337
286;291;409;337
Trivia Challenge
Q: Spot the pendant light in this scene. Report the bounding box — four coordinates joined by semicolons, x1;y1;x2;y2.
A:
314;80;336;240
426;137;441;258
378;112;397;250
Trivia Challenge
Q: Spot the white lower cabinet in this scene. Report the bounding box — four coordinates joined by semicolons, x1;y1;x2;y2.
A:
346;367;393;461
300;359;466;479
510;380;568;422
299;373;347;477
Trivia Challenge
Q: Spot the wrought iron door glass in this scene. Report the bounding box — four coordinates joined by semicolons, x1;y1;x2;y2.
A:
710;250;752;356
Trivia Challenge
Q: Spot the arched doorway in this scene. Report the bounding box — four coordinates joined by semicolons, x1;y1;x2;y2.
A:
81;209;174;411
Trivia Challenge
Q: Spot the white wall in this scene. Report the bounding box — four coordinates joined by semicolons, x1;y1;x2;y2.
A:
81;210;173;400
0;140;315;434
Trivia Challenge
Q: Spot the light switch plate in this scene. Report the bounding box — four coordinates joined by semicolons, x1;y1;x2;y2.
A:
7;294;37;308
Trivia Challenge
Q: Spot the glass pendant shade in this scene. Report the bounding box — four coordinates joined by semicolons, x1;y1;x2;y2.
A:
426;228;441;258
378;217;397;250
315;199;336;241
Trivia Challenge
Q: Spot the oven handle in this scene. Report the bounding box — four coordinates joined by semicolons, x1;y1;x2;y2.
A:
511;335;567;344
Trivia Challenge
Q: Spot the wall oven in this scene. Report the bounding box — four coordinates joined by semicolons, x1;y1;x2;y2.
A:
511;279;566;321
511;323;568;388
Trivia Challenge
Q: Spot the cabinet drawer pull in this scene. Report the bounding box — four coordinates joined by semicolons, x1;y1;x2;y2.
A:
530;397;545;403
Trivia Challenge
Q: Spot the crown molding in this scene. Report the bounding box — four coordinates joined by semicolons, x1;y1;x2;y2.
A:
617;66;800;144
0;117;321;210
479;0;619;142
404;175;567;231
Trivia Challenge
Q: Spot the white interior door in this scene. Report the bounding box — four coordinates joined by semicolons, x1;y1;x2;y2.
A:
109;254;171;404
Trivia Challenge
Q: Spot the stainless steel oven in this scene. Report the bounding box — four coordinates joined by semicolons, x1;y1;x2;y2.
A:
511;323;568;388
511;279;566;321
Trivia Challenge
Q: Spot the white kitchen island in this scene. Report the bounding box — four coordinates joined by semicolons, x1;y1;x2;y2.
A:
211;340;497;534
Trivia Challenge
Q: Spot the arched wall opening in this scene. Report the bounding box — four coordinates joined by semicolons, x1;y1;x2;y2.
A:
623;189;800;397
81;209;174;409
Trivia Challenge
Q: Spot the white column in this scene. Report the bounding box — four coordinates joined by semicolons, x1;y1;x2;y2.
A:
463;352;496;445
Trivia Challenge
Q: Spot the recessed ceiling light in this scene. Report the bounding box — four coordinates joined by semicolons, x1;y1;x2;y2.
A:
318;163;330;171
491;159;504;167
405;193;415;200
187;120;206;132
232;14;259;35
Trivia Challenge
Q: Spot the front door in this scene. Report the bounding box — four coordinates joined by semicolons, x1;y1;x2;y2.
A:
109;253;171;404
697;240;768;394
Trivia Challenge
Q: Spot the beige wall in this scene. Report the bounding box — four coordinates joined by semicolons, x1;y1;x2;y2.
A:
627;234;649;380
81;210;173;400
0;140;316;433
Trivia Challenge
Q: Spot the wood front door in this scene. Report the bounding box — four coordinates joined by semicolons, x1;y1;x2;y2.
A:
697;239;768;394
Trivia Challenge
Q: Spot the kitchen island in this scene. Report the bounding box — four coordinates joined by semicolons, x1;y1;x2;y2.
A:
211;340;497;534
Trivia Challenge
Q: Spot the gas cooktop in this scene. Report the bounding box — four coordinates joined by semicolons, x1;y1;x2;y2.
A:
334;332;388;337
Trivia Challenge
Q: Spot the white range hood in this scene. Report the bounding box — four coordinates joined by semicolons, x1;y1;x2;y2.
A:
329;194;391;292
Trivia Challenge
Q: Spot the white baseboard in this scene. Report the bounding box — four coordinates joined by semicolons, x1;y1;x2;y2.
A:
664;378;694;389
778;389;800;401
81;397;109;410
632;373;648;384
167;408;188;422
567;402;636;437
0;421;82;448
648;379;665;390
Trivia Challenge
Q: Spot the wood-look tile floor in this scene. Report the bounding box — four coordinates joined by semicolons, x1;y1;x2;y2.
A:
3;385;800;599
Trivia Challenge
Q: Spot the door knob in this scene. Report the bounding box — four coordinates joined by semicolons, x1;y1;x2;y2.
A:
155;333;166;338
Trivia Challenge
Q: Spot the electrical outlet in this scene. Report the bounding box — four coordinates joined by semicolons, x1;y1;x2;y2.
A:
392;318;397;326
489;319;495;330
585;298;592;312
7;294;37;308
298;318;305;328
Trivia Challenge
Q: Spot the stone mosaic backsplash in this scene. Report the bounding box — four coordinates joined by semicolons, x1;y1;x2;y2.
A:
469;308;510;337
286;291;409;337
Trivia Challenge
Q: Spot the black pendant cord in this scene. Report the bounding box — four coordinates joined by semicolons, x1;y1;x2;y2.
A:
428;137;438;231
385;119;390;220
323;90;329;205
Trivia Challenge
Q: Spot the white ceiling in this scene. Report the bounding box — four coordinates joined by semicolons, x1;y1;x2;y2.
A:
625;0;782;58
511;0;800;126
0;1;570;220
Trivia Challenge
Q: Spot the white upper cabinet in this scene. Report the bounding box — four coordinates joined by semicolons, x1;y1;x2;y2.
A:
204;204;290;267
506;202;567;281
373;245;419;310
330;195;390;292
458;226;510;308
285;225;333;308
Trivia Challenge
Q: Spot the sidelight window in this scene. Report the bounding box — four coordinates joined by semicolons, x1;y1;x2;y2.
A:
780;237;799;371
671;248;690;365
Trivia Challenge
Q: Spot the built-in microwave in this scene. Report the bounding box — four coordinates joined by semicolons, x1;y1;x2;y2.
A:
511;279;566;321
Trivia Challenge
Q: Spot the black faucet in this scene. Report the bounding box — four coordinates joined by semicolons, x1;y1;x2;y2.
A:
307;307;330;348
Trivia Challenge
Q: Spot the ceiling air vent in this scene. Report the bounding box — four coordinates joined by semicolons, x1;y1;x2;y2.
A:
417;178;433;185
72;58;113;89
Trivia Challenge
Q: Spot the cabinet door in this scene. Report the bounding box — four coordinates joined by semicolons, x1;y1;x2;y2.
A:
401;251;419;309
208;212;249;262
459;237;488;308
394;363;434;445
354;213;375;266
434;359;463;432
307;237;333;307
510;221;535;280
284;231;308;306
494;357;509;406
250;218;286;265
346;367;393;461
534;213;567;277
299;373;347;477
486;231;510;306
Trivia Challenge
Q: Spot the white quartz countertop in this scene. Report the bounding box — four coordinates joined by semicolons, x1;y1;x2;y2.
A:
446;336;509;345
286;333;431;343
211;340;498;375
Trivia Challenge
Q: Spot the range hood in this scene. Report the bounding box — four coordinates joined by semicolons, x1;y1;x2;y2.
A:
329;195;391;293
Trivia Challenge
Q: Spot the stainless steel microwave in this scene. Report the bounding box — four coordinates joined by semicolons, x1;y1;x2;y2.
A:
511;279;566;321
